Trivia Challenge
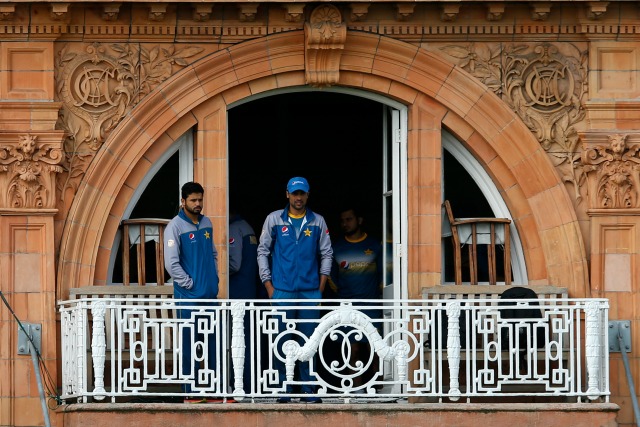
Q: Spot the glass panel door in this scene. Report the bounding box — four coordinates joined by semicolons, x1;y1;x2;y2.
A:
381;105;407;391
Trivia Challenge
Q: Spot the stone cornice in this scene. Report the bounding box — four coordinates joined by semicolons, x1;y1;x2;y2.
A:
587;208;640;216
0;2;636;41
0;102;64;131
0;208;58;215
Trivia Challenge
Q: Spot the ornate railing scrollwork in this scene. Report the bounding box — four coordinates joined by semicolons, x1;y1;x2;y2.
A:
281;306;406;392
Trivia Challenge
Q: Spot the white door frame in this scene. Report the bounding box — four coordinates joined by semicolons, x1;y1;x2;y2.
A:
228;86;410;299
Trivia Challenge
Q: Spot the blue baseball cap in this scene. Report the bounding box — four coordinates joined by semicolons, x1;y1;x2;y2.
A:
287;176;310;193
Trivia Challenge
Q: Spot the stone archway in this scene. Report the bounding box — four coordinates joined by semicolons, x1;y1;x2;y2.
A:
56;30;589;299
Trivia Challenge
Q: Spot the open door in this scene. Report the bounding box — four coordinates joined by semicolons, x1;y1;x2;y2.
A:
381;106;407;298
381;105;408;390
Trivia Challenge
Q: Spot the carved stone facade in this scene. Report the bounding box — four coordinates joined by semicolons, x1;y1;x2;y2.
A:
436;42;588;206
54;42;206;201
0;1;640;426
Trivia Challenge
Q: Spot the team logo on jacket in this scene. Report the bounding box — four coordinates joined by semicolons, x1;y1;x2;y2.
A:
340;260;350;270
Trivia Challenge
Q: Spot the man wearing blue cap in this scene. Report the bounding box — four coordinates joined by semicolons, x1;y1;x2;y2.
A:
257;176;333;403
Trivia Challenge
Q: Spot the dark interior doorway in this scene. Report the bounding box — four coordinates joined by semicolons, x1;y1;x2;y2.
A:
228;92;384;242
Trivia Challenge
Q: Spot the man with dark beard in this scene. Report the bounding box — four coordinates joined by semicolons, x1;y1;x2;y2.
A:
329;206;382;392
164;181;220;403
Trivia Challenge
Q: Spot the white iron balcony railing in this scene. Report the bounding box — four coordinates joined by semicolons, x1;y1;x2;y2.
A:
58;295;610;403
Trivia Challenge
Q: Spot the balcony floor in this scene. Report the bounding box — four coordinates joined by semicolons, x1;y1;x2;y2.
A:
57;401;619;427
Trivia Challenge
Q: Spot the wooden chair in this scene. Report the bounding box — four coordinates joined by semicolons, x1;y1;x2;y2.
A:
121;218;170;286
443;200;511;285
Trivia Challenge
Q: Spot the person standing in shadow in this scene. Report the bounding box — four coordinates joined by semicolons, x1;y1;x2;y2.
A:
330;206;382;392
228;209;263;396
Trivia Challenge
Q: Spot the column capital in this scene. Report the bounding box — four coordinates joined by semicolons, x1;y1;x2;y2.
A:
0;131;65;211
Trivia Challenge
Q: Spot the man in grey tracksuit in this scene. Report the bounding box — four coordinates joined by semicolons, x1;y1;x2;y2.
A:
257;176;333;403
164;181;219;401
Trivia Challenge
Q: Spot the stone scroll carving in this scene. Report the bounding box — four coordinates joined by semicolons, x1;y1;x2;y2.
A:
581;133;640;209
304;5;347;87
0;133;63;209
54;43;204;203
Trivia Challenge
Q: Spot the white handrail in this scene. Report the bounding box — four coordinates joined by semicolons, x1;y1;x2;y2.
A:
58;297;610;404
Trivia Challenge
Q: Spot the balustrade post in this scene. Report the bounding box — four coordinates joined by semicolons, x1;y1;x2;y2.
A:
231;302;246;397
91;301;107;400
76;306;85;402
585;301;602;400
283;340;299;382
446;301;461;401
393;341;410;381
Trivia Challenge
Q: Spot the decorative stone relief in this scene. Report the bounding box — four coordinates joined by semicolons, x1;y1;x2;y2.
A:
395;3;415;21
0;133;63;209
0;4;15;21
530;2;552;21
50;3;70;21
304;5;346;87
102;3;121;21
439;42;587;202
581;133;640;209
440;4;460;22
350;3;370;22
586;2;609;20
148;4;168;22
238;4;258;22
283;3;305;23
54;42;205;202
192;4;213;22
486;3;505;21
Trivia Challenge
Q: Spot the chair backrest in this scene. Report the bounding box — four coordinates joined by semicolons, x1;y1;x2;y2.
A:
443;200;456;227
442;200;460;247
121;218;170;286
